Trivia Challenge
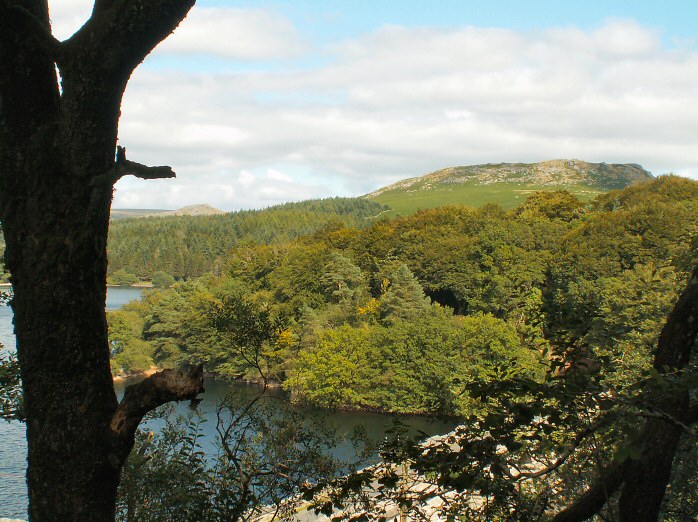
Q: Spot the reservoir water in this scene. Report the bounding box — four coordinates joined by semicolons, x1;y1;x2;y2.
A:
0;287;455;519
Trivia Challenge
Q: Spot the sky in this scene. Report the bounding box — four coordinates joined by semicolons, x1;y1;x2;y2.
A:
49;1;698;211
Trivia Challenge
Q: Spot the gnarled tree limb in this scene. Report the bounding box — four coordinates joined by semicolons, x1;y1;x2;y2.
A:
550;462;625;522
113;145;176;181
688;401;698;426
552;266;698;521
62;0;195;82
55;1;196;175
109;365;204;464
7;4;60;57
92;0;120;16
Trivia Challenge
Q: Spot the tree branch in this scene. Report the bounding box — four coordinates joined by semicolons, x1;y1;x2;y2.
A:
688;401;698;426
617;267;698;518
7;4;60;57
113;146;176;181
0;1;60;153
62;0;195;83
639;407;698;437
551;266;698;521
91;0;119;16
513;417;610;480
654;267;698;371
550;462;625;522
108;365;204;463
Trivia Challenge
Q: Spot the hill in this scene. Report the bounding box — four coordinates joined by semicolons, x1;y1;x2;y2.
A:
366;159;653;215
110;208;169;220
110;204;224;220
156;204;226;218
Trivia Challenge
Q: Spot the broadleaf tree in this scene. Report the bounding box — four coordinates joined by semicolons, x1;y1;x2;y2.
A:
0;1;203;520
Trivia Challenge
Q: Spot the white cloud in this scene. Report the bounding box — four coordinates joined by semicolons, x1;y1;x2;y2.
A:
49;0;93;40
158;7;309;60
48;3;308;60
103;18;698;208
238;170;256;188
266;169;293;182
112;168;329;211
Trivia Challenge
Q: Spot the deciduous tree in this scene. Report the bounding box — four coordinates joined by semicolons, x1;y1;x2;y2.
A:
0;1;203;519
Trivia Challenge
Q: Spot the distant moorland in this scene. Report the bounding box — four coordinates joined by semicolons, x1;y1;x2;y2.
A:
367;159;652;215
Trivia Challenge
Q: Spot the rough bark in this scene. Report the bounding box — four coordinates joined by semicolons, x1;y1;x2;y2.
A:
552;267;698;521
110;365;204;463
0;1;198;520
551;462;626;522
617;267;698;521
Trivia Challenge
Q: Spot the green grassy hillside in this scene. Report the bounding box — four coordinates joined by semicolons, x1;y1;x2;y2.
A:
367;159;652;215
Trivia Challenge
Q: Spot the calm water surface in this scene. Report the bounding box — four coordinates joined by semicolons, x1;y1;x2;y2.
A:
0;287;456;519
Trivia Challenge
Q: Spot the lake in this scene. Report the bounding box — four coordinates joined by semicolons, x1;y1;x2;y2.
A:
0;287;456;519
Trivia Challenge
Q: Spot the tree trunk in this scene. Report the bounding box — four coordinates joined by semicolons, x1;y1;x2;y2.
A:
617;267;698;521
552;267;698;522
6;187;120;519
0;1;200;519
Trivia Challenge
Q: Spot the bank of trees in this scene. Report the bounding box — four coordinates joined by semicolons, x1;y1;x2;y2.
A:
2;175;696;518
106;176;698;519
106;198;388;282
110;177;696;400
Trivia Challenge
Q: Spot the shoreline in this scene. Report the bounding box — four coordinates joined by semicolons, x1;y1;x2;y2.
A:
107;283;153;288
111;369;458;418
112;368;284;389
112;368;159;383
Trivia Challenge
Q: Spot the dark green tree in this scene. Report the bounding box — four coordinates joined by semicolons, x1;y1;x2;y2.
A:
320;252;366;303
152;270;176;289
109;269;140;286
379;263;432;323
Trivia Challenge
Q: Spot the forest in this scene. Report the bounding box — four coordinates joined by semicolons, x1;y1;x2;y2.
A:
3;0;697;518
109;176;697;410
102;176;698;519
3;175;698;519
106;197;389;283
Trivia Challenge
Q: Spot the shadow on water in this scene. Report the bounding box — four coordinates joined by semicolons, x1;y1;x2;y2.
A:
115;376;458;465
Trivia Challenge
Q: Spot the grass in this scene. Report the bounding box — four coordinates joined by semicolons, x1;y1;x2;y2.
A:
367;179;604;217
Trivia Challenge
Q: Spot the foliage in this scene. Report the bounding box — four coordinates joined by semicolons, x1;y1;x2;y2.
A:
106;197;388;281
109;269;140;286
0;290;21;421
513;189;585;221
117;408;212;521
103;177;698;520
109;177;698;424
151;271;176;288
116;396;371;521
378;264;432;323
0;351;22;421
288;313;544;416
